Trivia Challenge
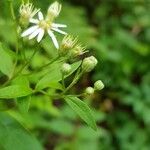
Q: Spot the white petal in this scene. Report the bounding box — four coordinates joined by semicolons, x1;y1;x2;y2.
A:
48;30;59;49
37;29;45;42
29;28;41;40
30;18;39;24
52;23;67;28
51;27;67;35
38;11;44;20
21;25;38;37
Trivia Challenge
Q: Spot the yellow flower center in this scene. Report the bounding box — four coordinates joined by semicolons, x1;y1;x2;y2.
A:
38;20;51;30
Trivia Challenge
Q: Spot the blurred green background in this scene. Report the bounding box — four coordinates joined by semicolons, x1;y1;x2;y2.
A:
0;0;150;150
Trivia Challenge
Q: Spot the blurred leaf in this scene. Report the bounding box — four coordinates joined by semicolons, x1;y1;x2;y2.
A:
17;96;31;113
0;42;13;77
0;85;32;99
65;96;97;131
0;112;43;150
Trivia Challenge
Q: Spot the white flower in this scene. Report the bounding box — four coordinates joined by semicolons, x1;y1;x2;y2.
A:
19;3;39;20
47;1;62;20
21;11;67;49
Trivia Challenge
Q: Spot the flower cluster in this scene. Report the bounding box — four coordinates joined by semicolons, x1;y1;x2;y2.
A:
85;80;104;95
59;35;89;60
20;1;67;49
19;1;104;96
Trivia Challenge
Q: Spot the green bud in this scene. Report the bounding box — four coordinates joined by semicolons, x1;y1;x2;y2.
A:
85;87;94;95
47;1;62;21
61;63;71;75
82;56;98;72
94;80;104;90
69;44;86;58
59;35;77;56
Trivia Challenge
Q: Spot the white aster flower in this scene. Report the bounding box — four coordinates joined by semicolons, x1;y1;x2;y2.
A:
47;1;62;20
21;11;67;49
19;2;39;20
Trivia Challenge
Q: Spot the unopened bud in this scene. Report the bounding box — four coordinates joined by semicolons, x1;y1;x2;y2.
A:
69;44;87;58
47;1;61;21
82;56;98;72
61;63;71;75
94;80;104;90
61;35;77;50
85;87;94;95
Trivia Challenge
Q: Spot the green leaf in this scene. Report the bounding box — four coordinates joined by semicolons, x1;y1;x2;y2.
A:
64;96;97;130
0;42;13;77
36;61;81;90
17;96;31;113
0;85;33;99
0;112;43;150
12;75;30;87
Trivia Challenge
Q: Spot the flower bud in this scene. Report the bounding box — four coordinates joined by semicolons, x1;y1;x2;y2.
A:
69;44;87;58
94;80;104;90
61;35;77;50
47;1;61;21
61;63;71;75
19;3;39;26
85;87;94;95
82;56;98;72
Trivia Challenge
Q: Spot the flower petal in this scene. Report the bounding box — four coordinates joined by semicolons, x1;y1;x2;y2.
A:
29;28;41;40
38;11;44;20
21;25;38;37
51;27;67;35
48;30;59;49
37;29;45;42
52;23;67;28
30;18;39;24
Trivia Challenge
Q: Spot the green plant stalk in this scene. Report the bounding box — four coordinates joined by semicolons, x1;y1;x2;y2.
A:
62;74;66;89
24;56;61;76
3;49;38;87
63;69;83;94
8;0;19;78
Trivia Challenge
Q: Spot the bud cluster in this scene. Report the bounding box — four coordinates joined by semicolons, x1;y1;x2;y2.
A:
59;35;88;59
85;80;104;95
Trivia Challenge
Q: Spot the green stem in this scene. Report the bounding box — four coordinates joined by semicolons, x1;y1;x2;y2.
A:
8;0;19;78
63;69;83;94
38;90;61;99
3;49;38;86
62;74;65;89
67;93;86;97
40;56;60;69
16;49;37;75
24;56;61;76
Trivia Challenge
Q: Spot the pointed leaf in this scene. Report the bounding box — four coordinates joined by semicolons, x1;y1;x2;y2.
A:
64;96;97;130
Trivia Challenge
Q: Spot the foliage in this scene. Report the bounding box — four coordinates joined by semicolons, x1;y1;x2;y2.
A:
0;0;150;150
